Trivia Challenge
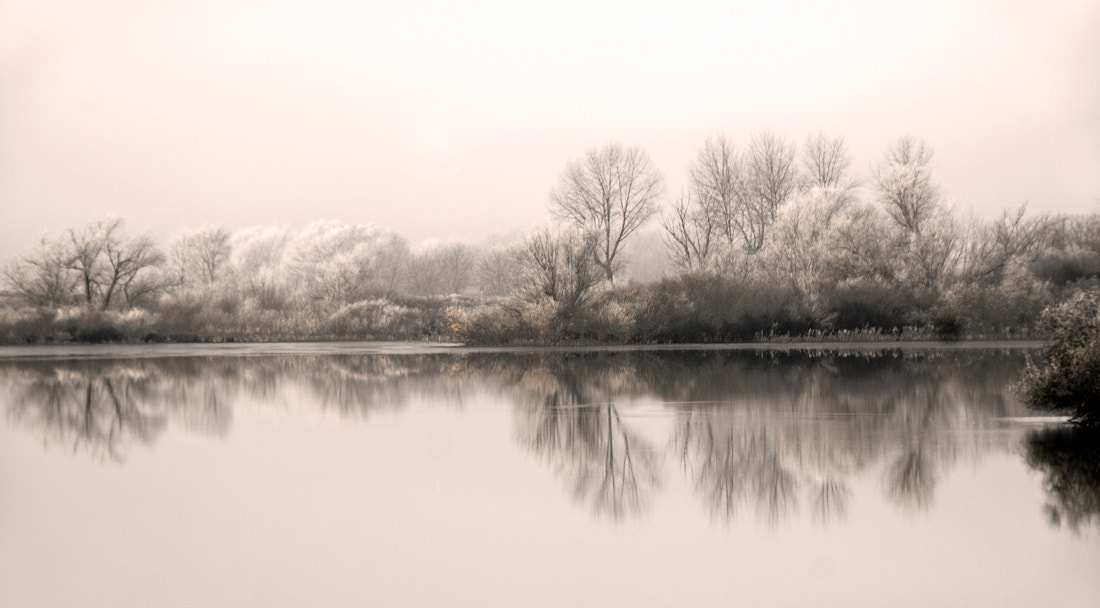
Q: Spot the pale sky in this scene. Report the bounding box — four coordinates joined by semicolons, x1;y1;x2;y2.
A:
2;0;1098;263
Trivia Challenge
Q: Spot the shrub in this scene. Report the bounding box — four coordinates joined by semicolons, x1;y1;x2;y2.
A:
326;299;430;340
941;263;1051;337
1016;289;1100;425
446;299;556;344
828;280;910;331
0;306;59;344
631;273;811;343
154;294;204;334
110;308;156;338
74;323;125;343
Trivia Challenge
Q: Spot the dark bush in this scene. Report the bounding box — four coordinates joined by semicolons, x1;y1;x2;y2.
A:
155;295;203;334
828;281;910;331
75;323;125;343
1030;251;1100;286
0;307;57;344
1016;289;1100;425
628;273;809;343
931;315;961;341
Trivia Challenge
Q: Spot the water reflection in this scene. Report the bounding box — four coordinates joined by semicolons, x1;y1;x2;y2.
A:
4;347;1092;527
1;355;454;461
6;363;171;462
451;349;1033;522
665;351;1028;521
496;356;662;519
1024;426;1100;532
677;413;803;524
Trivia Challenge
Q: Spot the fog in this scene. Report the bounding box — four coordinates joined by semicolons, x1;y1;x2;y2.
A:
2;0;1098;262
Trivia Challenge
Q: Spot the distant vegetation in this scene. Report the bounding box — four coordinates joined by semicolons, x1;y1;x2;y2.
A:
2;132;1099;345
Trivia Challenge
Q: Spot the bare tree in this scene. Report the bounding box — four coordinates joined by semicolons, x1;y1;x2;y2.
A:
434;243;475;295
515;229;601;318
802;132;857;194
661;191;718;272
742;130;799;253
60;219;166;309
689;133;742;248
3;236;76;307
670;131;798;262
960;203;1049;285
550;142;664;283
5;220;164;309
476;244;520;297
874;136;940;235
370;233;410;296
404;252;443;297
404;243;474;297
101;233;166;309
905;213;962;298
686;134;745;262
67;218;120;305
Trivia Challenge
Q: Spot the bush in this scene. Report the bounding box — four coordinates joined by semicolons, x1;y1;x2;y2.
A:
828;280;910;331
0;306;60;344
446;299;555;344
74;323;125;343
941;263;1050;337
1016;289;1100;425
326;299;432;340
631;273;810;343
154;294;204;334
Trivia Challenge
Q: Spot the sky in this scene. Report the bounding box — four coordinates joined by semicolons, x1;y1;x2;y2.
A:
2;0;1098;263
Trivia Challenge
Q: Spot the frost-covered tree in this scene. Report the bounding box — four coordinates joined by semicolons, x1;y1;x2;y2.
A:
874;136;940;235
286;220;409;305
406;242;475;297
169;226;231;289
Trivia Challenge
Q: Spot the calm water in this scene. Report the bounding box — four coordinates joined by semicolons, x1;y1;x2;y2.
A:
1;343;1097;607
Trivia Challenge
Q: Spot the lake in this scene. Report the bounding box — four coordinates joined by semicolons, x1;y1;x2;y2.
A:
1;342;1097;607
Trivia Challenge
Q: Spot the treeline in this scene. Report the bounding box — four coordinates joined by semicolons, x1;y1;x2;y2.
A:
2;131;1098;344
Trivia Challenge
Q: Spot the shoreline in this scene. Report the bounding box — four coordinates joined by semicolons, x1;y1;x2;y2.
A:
0;338;1046;361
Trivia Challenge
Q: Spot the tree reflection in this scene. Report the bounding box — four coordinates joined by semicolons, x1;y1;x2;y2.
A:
0;354;458;462
0;347;1044;527
667;349;1028;523
6;363;171;462
1024;426;1100;532
884;447;936;512
811;478;849;524
675;412;799;524
504;355;661;519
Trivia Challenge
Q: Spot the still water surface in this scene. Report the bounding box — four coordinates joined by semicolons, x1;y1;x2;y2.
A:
1;343;1097;607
